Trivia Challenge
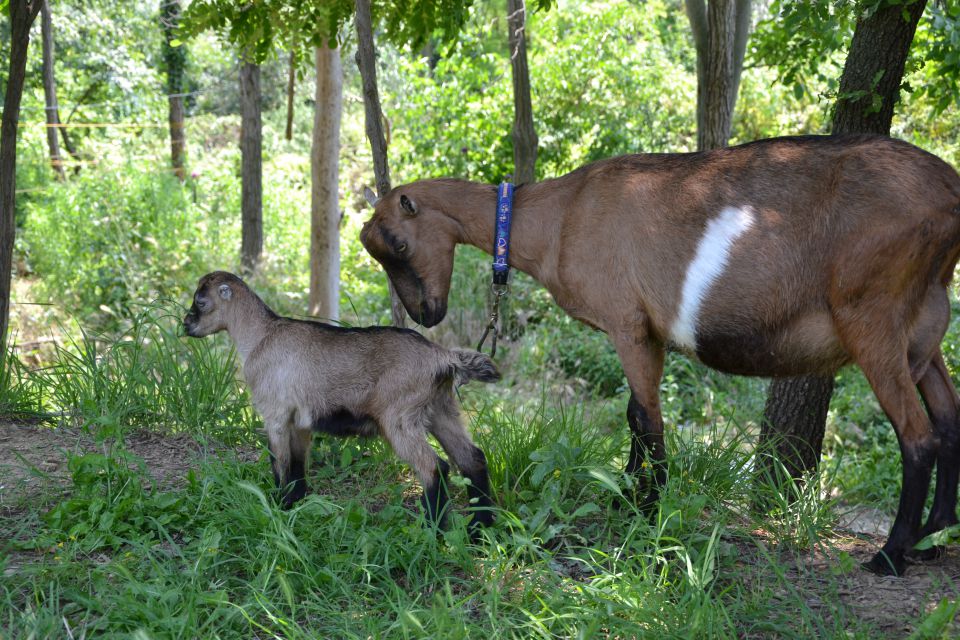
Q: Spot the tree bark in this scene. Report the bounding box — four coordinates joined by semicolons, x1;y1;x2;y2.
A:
758;375;834;482
685;0;752;151
161;0;186;180
0;0;43;345
832;0;927;134
40;0;64;180
239;60;263;273
701;0;734;150
355;0;406;327
286;50;296;141
309;44;342;321
760;0;927;483
507;0;537;185
729;0;752;117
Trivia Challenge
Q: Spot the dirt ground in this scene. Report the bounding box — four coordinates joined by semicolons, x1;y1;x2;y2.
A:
1;422;958;637
0;421;260;498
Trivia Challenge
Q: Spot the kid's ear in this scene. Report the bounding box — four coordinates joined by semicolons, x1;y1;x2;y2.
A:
363;186;379;207
218;284;232;300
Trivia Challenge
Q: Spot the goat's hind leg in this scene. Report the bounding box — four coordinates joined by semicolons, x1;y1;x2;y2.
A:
848;345;938;576
913;351;960;558
382;414;451;528
429;394;495;531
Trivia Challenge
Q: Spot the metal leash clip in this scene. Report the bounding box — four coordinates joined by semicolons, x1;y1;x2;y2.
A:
476;283;508;358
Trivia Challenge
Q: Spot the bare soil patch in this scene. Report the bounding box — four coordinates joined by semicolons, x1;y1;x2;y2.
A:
733;528;960;638
0;422;260;514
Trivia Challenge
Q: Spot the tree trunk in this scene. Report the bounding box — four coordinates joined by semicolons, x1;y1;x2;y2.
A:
685;0;752;151
309;44;342;321
161;0;186;180
239;60;263;273
758;375;834;482
286;50;296;141
701;0;734;150
0;0;43;346
729;0;752;118
40;0;64;180
832;0;927;134
760;0;927;483
507;0;537;185
355;0;406;327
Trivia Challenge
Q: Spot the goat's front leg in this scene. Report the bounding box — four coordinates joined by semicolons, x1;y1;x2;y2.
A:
285;427;313;507
264;415;300;509
610;325;666;511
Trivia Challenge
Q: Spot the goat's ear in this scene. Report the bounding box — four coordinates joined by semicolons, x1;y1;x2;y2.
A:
218;284;232;300
363;186;379;208
400;194;418;216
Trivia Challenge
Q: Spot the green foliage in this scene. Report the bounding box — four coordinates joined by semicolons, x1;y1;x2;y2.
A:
21;164;232;321
377;0;476;50
390;0;697;185
751;0;853;103
910;2;960;113
753;0;960;119
181;0;353;63
38;450;192;553
2;400;897;638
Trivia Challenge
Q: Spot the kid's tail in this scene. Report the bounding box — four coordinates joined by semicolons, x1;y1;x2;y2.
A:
450;349;501;386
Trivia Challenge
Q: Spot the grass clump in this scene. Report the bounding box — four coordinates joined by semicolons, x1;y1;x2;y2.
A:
36;304;255;443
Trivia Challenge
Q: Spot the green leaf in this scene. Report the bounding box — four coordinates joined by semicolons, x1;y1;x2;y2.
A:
913;524;960;550
793;82;805;100
907;598;960;640
571;502;600;519
588;468;624;498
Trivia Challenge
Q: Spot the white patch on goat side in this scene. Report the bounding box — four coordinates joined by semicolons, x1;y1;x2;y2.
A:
670;206;755;350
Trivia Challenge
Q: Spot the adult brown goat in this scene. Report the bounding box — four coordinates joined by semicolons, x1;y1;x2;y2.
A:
361;135;960;576
183;271;499;529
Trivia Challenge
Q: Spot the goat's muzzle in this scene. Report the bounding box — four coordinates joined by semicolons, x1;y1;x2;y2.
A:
183;309;200;337
414;299;447;328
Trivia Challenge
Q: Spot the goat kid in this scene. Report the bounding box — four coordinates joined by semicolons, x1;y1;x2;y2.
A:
183;271;499;530
361;135;960;575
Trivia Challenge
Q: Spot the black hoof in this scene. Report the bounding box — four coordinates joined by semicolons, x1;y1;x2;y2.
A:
469;507;495;530
862;551;906;577
420;495;449;531
468;518;492;544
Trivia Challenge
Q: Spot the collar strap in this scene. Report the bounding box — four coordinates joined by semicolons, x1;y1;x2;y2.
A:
492;181;515;286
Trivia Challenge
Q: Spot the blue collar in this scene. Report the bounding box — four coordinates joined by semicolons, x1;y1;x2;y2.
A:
492;182;515;286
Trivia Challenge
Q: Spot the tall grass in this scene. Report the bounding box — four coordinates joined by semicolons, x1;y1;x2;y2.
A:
15;303;255;444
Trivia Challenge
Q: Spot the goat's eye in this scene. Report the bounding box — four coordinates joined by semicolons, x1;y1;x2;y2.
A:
397;243;407;254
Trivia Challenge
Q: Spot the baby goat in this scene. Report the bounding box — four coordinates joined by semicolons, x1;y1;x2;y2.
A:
183;271;499;529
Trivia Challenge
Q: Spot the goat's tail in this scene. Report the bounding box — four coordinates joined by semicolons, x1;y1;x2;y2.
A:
449;349;501;386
